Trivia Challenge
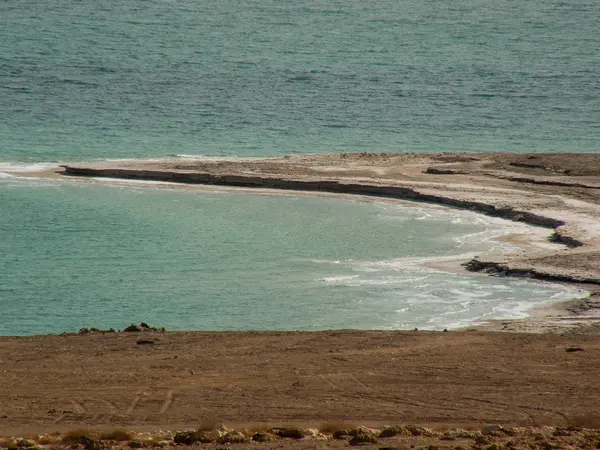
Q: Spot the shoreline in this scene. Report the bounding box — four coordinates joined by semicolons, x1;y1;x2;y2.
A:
8;151;600;333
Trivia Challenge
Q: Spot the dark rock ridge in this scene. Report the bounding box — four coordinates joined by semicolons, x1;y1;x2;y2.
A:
548;231;585;248
60;166;567;230
463;259;600;285
494;175;600;190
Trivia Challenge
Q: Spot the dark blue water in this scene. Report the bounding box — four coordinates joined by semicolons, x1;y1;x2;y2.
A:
1;0;598;162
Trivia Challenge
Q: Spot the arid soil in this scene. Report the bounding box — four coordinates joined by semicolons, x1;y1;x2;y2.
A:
2;329;600;449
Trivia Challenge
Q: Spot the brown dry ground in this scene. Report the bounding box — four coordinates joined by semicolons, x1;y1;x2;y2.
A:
1;330;600;437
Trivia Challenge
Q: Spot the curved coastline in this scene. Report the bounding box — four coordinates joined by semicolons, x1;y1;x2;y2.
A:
20;151;600;332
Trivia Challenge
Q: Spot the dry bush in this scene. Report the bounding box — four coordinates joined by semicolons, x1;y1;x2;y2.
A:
98;429;134;441
61;428;96;444
319;420;356;434
567;412;600;429
0;438;17;449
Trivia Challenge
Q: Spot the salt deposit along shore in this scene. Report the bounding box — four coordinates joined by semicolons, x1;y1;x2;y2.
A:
2;152;600;446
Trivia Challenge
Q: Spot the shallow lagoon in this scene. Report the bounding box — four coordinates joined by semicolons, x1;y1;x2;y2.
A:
0;177;584;335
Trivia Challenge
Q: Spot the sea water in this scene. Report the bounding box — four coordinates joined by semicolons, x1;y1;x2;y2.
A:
0;0;597;334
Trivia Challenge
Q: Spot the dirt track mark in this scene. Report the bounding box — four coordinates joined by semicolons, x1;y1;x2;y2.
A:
126;389;147;415
160;390;174;414
70;401;86;415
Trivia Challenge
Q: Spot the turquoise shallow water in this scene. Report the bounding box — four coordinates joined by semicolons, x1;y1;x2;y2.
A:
0;0;596;334
0;177;583;335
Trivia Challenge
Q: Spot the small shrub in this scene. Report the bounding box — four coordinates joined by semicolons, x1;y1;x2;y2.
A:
405;424;434;437
0;438;17;449
379;426;406;438
36;436;59;446
270;427;304;439
216;431;246;444
251;433;276;442
173;431;213;445
332;429;351;439
349;434;377;446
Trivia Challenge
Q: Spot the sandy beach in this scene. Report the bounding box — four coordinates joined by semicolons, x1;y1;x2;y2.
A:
3;152;600;447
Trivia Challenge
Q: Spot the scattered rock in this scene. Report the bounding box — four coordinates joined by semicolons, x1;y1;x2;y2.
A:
552;427;572;437
349;434;378;446
123;323;165;332
379;426;406;438
251;433;276;442
475;435;491;445
454;429;478;439
173;431;213;444
216;431;247;444
333;429;352;439
405;425;434;437
78;327;116;334
73;436;103;450
269;427;304;439
566;347;584;352
423;167;465;175
349;427;379;437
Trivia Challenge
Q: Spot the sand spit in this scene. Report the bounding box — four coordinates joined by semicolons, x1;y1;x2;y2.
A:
55;152;600;333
